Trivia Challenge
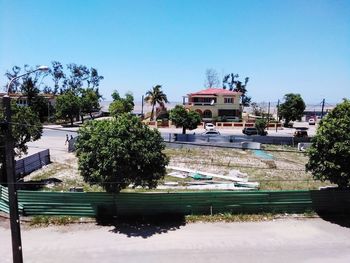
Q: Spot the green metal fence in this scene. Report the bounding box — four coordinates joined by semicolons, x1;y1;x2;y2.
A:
0;186;349;217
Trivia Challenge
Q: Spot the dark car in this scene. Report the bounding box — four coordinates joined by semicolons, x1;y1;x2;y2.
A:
294;130;308;137
242;127;267;136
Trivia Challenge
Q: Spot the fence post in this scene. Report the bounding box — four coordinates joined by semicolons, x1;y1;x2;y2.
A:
22;159;26;175
38;152;42;168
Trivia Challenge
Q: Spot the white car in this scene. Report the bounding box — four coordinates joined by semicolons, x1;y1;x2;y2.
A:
308;118;316;125
205;123;216;131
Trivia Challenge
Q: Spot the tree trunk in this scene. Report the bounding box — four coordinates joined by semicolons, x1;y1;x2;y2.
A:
70;116;74;127
81;114;84;124
182;126;186;134
151;104;155;121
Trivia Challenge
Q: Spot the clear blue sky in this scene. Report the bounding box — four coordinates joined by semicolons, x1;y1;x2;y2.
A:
1;0;349;104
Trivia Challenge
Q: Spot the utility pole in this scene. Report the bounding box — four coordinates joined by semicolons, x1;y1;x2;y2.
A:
3;65;48;263
3;95;23;263
321;98;325;119
275;99;280;133
267;102;270;130
141;95;144;118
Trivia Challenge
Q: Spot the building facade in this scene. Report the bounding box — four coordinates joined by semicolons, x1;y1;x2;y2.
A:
184;88;241;121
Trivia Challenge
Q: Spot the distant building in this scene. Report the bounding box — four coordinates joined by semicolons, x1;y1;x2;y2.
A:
303;105;334;120
183;88;242;121
0;92;56;107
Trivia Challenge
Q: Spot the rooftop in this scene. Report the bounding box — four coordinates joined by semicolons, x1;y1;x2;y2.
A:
188;88;241;96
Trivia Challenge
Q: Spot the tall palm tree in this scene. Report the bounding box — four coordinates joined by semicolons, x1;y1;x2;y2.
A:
144;85;169;120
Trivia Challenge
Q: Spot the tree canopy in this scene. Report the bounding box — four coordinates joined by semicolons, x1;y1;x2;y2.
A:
1;103;42;183
75;114;169;193
278;93;305;126
222;73;251;107
306;99;350;188
169;105;201;134
55;91;81;126
144;85;168;120
80;88;102;119
109;91;134;117
255;119;268;135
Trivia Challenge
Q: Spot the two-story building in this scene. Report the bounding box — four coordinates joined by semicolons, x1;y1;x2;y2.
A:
183;88;242;121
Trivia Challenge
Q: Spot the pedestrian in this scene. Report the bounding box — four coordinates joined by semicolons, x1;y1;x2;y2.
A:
65;134;69;145
70;135;73;140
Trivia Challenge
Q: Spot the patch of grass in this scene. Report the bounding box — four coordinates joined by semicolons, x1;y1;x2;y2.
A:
185;213;276;223
29;163;67;181
29;215;83;227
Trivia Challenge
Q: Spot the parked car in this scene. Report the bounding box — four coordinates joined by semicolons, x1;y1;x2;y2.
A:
201;130;221;136
205;123;216;131
242;127;267;136
308;118;316;125
294;130;308;137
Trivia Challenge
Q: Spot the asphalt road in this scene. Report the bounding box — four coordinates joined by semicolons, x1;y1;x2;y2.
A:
1;218;350;263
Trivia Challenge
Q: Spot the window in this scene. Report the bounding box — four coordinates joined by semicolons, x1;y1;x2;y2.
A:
224;97;233;103
203;110;212;118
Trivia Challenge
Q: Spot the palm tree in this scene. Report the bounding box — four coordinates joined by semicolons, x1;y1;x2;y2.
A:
144;85;169;120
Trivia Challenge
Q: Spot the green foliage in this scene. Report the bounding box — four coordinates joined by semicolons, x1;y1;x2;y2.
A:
222;73;251;107
169;105;201;134
80;88;101;118
278;93;306;126
144;85;168;120
1;102;42;181
75;114;169;193
306;100;350;188
109;91;134;117
55;91;81;126
255;119;267;135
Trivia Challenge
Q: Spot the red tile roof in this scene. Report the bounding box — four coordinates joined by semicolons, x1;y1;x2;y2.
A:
188;88;241;96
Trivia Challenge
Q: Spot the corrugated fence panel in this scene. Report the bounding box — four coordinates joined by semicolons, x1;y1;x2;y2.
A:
15;149;50;177
1;186;349;217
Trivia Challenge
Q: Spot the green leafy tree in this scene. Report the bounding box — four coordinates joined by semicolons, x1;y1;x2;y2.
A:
222;73;251;107
49;61;66;94
19;75;50;122
306;100;350;188
75;114;169;193
109;91;134;117
80;88;101;120
169;105;201;134
278;93;306;126
255;118;267;135
144;85;169;120
31;95;49;122
55;91;81;126
1;103;42;182
63;64;90;91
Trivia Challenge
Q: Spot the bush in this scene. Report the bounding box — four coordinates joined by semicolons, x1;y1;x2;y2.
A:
255;119;267;135
306;99;350;188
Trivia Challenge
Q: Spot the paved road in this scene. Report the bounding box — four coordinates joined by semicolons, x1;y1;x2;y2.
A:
1;218;350;263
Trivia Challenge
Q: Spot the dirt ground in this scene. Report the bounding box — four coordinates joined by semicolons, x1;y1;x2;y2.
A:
1;217;350;263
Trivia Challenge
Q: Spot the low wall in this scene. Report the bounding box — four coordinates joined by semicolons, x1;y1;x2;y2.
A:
1;186;349;217
175;134;310;146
